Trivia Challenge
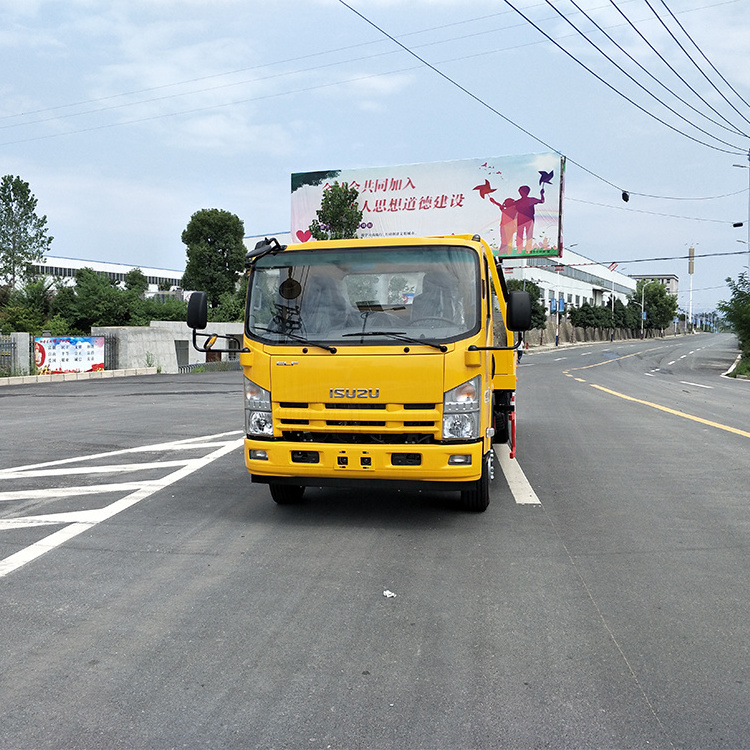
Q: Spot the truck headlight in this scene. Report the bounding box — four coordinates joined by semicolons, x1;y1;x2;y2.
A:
442;376;481;441
244;376;273;437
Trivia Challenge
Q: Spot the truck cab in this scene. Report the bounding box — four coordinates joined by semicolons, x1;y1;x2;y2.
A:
187;234;531;511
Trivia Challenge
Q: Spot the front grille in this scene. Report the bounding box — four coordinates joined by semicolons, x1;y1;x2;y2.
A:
277;401;439;445
282;431;436;445
325;403;386;411
326;420;386;427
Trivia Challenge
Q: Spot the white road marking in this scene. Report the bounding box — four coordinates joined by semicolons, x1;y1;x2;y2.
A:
680;381;713;389
0;432;241;474
0;460;191;480
0;431;244;578
495;450;542;505
668;361;676;366
0;482;159;502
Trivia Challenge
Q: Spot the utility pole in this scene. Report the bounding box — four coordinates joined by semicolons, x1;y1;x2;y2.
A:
733;149;750;275
555;265;560;347
688;246;695;334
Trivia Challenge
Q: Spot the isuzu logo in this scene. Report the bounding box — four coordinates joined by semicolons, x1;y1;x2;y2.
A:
329;388;380;399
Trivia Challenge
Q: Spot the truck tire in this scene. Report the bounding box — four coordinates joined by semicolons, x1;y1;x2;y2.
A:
269;483;306;505
459;452;491;512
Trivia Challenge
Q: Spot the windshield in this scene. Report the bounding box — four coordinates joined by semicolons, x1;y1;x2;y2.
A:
246;245;480;346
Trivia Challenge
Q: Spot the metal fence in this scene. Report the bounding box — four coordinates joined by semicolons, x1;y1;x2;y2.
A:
178;361;242;374
0;335;16;375
104;335;118;370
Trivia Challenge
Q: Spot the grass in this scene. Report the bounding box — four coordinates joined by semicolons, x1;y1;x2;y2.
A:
732;355;750;378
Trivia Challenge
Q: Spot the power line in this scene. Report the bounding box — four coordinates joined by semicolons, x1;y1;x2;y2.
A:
335;0;628;191
501;0;746;155
657;0;750;111
611;249;748;263
528;250;747;266
567;196;736;223
336;0;749;205
643;0;750;128
620;188;747;201
0;6;609;133
0;3;542;125
606;0;747;137
562;0;747;138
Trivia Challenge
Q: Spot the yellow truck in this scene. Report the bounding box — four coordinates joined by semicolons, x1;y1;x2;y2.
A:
187;234;531;511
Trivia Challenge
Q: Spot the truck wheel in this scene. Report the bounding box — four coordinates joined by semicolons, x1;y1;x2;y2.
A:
269;483;306;505
460;452;491;512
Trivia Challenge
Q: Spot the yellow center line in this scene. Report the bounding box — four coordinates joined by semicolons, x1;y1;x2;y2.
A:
589;384;750;439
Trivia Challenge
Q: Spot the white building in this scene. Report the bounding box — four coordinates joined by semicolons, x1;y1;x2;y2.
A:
35;255;184;293
630;273;679;296
503;248;636;313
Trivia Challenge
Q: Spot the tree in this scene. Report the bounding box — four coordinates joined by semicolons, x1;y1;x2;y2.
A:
569;301;613;329
124;268;149;296
309;181;362;240
0;278;54;334
209;273;248;322
718;272;750;358
181;209;245;308
49;268;132;333
628;279;678;333
0;175;54;287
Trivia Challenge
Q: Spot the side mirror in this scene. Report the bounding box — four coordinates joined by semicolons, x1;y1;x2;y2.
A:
506;290;532;331
187;291;208;330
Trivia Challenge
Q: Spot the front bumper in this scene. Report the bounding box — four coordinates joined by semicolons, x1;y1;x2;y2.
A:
245;437;485;488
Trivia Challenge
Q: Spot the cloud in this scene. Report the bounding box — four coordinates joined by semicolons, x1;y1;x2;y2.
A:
161;112;296;155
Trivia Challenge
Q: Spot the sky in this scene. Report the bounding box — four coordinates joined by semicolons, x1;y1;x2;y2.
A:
1;0;749;315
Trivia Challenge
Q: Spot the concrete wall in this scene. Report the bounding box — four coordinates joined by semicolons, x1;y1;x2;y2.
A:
524;319;691;348
0;333;31;375
92;321;243;373
12;332;31;374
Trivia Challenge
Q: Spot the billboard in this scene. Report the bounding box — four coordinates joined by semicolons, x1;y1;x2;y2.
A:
34;336;105;375
291;153;564;258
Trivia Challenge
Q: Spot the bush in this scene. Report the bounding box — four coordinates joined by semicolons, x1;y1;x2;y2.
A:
719;272;750;358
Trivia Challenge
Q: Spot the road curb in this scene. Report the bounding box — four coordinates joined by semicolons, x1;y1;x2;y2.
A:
0;367;159;388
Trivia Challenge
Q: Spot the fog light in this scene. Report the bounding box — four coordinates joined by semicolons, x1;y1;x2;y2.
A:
448;454;472;465
249;449;268;460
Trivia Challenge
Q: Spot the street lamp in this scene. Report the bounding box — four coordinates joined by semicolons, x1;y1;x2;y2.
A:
640;282;645;340
609;264;624;343
733;149;750;274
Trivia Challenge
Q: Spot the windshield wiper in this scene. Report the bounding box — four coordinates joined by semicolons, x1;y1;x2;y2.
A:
342;330;447;352
254;326;337;353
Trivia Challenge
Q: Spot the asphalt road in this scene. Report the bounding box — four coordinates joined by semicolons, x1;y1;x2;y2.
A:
1;332;748;749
